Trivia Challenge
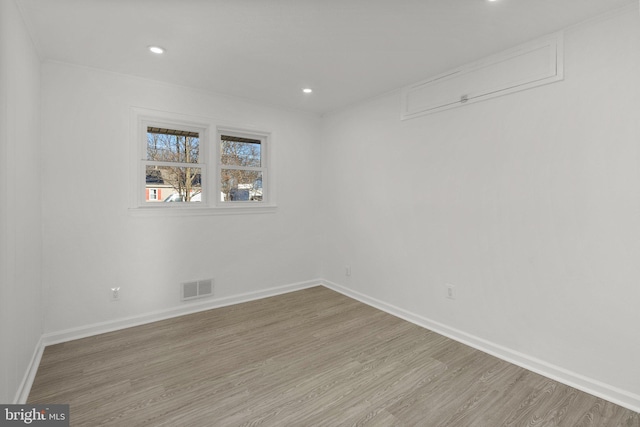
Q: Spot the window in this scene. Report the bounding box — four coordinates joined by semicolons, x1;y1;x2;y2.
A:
133;110;272;213
144;125;203;204
219;131;267;204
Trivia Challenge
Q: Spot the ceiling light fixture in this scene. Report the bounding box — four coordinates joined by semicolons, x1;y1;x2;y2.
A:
302;88;313;94
148;46;165;54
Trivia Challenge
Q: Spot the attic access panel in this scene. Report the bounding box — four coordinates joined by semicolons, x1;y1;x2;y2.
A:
401;32;564;120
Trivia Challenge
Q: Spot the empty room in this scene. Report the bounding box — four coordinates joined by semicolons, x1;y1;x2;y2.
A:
1;0;640;425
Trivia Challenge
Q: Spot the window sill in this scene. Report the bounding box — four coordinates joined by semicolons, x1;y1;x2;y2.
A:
128;204;278;217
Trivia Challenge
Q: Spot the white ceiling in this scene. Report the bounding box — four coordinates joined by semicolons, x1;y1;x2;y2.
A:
17;0;637;114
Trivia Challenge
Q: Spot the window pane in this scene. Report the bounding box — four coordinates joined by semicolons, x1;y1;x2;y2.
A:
220;135;261;167
147;127;199;163
220;170;262;202
145;165;202;203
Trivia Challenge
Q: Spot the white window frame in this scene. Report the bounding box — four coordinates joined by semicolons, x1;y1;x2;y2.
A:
216;127;271;208
129;108;276;216
148;188;159;201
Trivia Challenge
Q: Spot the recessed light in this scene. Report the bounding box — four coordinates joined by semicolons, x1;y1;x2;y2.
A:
302;88;313;94
148;46;165;54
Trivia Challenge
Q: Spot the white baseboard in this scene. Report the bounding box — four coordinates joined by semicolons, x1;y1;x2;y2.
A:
43;279;321;346
23;278;640;413
13;336;45;404
14;279;319;403
321;279;640;414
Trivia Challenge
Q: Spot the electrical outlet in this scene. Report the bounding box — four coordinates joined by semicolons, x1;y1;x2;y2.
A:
445;284;456;300
345;266;351;277
111;287;121;301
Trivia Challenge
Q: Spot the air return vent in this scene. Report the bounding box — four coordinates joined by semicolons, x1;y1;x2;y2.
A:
181;279;213;301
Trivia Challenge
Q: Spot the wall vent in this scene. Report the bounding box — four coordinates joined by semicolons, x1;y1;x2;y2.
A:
181;279;214;301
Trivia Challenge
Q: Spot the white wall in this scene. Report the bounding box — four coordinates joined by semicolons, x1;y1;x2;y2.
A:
0;0;43;403
6;0;639;410
321;7;640;405
40;63;322;333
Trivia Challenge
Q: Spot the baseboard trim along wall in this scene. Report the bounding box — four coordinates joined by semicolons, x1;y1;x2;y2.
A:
42;279;322;347
321;280;640;414
14;336;45;404
15;279;319;403
19;278;639;413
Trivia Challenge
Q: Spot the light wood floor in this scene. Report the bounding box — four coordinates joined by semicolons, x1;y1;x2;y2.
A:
29;286;639;426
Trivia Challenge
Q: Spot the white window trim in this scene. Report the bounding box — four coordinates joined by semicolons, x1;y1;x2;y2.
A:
129;108;276;216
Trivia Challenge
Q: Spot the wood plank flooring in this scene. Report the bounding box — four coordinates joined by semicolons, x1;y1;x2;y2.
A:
28;286;639;426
